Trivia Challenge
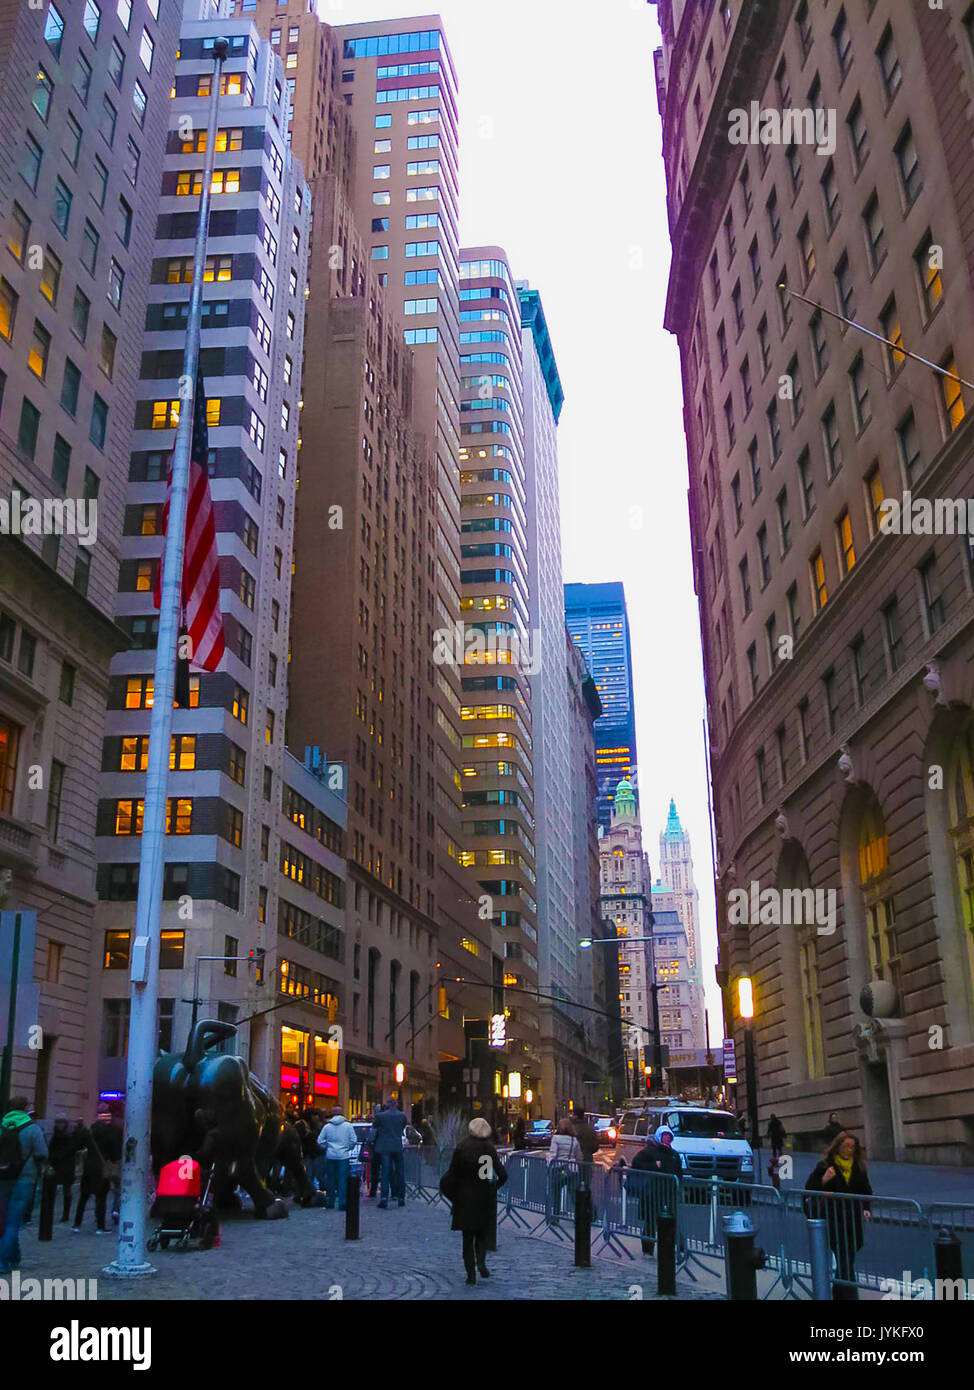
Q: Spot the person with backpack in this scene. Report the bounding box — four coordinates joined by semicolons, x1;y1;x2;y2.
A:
0;1096;48;1274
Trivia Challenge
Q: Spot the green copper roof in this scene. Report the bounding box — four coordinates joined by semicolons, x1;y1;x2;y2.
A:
612;778;637;819
663;797;683;839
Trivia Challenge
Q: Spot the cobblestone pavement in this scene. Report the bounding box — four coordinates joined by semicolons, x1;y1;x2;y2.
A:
14;1195;723;1301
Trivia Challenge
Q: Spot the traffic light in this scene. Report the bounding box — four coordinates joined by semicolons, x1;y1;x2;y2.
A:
249;947;265;985
642;1044;653;1068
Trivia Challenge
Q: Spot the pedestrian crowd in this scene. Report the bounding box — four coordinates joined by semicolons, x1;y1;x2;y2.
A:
0;1096;124;1276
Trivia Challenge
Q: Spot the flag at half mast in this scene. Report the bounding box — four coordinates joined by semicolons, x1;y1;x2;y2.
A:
153;366;225;689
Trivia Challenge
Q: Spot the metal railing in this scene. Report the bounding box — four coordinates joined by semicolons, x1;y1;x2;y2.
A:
406;1148;973;1299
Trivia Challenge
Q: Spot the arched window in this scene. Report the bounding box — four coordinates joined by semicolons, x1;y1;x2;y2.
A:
859;803;899;998
947;724;974;1001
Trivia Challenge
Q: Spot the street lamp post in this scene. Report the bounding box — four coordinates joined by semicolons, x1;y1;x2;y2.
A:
738;976;761;1182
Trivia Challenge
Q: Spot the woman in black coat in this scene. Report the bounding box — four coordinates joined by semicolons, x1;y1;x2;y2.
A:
439;1117;508;1285
804;1131;872;1299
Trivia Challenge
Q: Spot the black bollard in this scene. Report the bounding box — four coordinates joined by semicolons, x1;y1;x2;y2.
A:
723;1211;765;1300
574;1185;592;1269
345;1169;360;1241
657;1209;677;1296
38;1169;57;1243
934;1227;963;1289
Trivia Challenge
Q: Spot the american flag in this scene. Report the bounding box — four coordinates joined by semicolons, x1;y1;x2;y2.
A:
153;366;225;694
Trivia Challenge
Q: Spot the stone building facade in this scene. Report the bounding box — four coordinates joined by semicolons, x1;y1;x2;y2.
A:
653;0;974;1160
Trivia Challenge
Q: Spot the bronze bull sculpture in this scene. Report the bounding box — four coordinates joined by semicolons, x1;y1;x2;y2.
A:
151;1019;320;1217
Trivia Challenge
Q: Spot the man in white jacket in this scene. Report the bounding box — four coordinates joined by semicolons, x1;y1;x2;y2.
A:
317;1108;359;1211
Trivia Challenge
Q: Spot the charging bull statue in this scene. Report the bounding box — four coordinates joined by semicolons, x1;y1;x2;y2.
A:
151;1020;319;1218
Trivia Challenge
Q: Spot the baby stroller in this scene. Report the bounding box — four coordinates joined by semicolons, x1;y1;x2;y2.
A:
147;1158;219;1251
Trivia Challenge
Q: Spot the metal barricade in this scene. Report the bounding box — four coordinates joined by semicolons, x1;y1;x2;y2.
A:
593;1165;679;1261
782;1188;927;1297
926;1203;974;1298
403;1145;442;1204
676;1177;787;1296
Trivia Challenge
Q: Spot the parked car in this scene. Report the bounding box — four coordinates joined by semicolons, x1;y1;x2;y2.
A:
524;1119;554;1149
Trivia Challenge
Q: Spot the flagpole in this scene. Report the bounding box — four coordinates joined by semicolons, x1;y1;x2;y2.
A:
105;37;228;1279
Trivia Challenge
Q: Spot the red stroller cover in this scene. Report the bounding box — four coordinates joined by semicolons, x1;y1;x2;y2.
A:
156;1157;202;1198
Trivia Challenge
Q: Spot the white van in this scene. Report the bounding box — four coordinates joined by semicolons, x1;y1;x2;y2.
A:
614;1104;755;1182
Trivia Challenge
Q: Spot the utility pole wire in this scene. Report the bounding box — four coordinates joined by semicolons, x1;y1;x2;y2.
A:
778;284;974;392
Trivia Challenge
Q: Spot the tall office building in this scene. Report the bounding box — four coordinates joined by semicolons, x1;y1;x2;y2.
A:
565;580;639;833
458;245;540;1096
88;6;352;1114
518;278;581;1112
566;629;615;1109
650;879;696;1059
658;798;706;1048
0;0;180;1116
654;0;974;1160
599;777;655;1096
252;4;497;1115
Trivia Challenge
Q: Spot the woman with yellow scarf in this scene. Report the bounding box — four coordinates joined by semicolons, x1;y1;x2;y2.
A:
804;1131;873;1299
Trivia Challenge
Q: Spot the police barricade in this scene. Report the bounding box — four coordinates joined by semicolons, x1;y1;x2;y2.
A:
926;1204;974;1299
403;1144;441;1204
781;1188;927;1298
675;1177;788;1295
592;1165;680;1261
498;1152;554;1233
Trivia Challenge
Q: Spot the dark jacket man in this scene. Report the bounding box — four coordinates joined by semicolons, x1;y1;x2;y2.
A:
372;1102;408;1154
767;1114;786;1151
572;1116;600;1164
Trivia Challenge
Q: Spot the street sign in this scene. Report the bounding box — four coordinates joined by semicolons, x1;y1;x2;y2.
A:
489;1013;506;1048
722;1037;737;1083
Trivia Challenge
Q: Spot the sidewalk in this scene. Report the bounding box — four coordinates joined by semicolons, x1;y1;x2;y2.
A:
13;1198;723;1302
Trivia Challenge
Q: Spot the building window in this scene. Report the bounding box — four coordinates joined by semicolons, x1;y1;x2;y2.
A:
919;552;946;634
849;356;870;431
787;583;801;644
739;557;752;615
862;193;886;271
822;401;842;477
864;463;884;538
833;8;853;78
896;409;922;486
747;643;759;697
837;510;856;575
748;437;761;497
894;123;921;206
883;598;903;672
823;667;839;734
810;549;828;612
776;488;791;554
767;400;781;462
939;353;966;433
846;97;869;171
915;231;943;319
821;160;840;231
766;189;781;247
877;24;902;102
851;635;868;705
880;297;905;378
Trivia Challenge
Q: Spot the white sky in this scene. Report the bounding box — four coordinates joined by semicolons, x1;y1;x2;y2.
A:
317;0;724;1039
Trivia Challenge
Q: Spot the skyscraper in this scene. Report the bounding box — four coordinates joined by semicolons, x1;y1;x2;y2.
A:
252;5;499;1114
0;0;180;1114
564;580;639;833
658;798;706;1049
89;6;351;1113
653;0;974;1161
599;777;655;1097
